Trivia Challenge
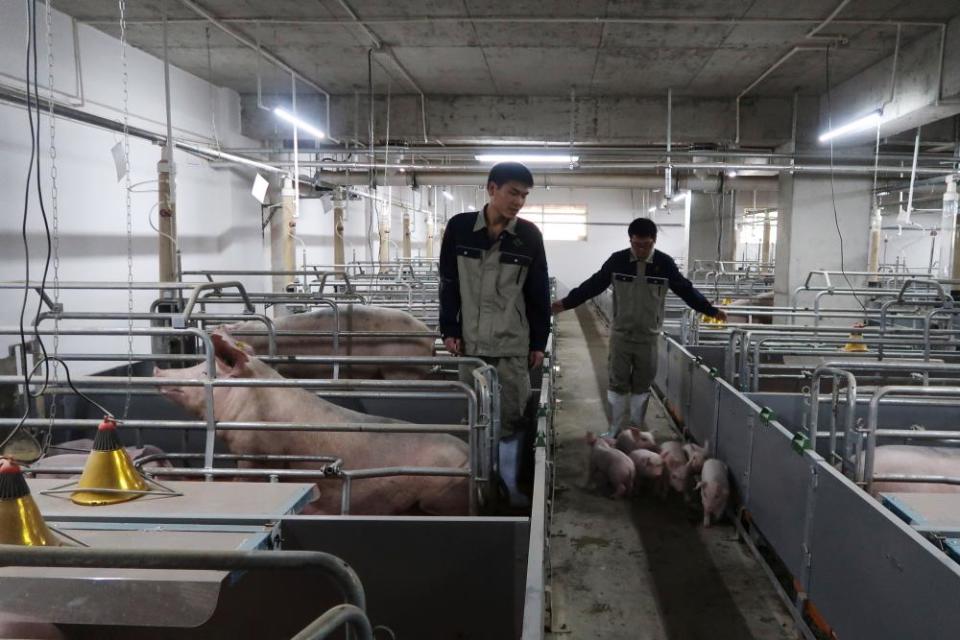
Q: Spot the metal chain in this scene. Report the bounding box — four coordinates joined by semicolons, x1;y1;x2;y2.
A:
45;0;60;428
120;0;135;420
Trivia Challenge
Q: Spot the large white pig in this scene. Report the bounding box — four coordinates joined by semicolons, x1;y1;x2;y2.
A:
867;445;960;496
153;331;469;515
222;305;435;379
698;458;730;527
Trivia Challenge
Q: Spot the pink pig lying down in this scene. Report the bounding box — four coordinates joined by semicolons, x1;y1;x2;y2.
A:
615;427;658;455
866;445;960;496
585;432;635;499
698;458;730;527
221;305;436;380
153;331;470;516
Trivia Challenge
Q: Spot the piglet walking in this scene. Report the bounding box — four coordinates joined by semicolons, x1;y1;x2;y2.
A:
698;459;730;527
585;432;635;499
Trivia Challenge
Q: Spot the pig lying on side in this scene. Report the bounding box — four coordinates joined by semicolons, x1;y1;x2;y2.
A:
585;432;634;499
223;305;436;380
698;459;730;527
866;445;960;496
154;331;469;516
615;428;658;455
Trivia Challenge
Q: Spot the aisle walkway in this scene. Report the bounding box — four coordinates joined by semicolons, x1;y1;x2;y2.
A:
546;306;799;640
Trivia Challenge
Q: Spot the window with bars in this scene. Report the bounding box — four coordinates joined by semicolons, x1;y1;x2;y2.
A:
518;204;588;241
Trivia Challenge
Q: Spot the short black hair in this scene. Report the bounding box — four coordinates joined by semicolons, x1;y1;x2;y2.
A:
487;162;534;189
628;217;658;239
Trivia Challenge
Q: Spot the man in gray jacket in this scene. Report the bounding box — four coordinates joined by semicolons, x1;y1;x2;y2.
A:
552;217;726;436
438;163;551;437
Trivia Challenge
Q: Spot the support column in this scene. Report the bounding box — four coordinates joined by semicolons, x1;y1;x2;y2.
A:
270;177;297;316
774;174;872;318
378;199;391;266
333;187;346;274
157;145;178;284
402;209;412;259
687;192;736;273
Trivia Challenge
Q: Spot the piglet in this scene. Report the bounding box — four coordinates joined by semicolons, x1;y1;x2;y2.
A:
615;427;658;455
658;440;691;494
683;442;707;473
698;458;730;527
629;449;664;493
585;432;635;499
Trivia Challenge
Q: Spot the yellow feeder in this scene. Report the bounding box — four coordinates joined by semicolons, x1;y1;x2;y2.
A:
843;324;869;352
0;458;61;546
71;418;149;506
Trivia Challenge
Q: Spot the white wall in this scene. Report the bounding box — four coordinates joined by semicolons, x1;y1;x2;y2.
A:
0;3;265;372
523;187;688;297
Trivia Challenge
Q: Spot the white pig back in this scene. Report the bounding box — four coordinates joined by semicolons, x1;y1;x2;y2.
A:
226;306;435;379
867;445;960;495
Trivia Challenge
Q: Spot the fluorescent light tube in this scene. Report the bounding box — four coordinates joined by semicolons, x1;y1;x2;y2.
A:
273;107;326;139
442;190;455;201
474;154;579;164
819;111;881;143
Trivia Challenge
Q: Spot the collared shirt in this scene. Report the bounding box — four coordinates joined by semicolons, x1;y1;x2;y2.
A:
561;247;718;316
438;206;551;355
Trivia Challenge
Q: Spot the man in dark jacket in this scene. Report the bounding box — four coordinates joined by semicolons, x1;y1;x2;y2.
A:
552;217;726;436
438;162;551;437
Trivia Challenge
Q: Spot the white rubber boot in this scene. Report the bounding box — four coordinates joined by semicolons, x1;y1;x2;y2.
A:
629;392;651;428
603;390;628;438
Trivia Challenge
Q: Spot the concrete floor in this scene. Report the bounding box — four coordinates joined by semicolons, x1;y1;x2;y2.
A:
546;306;800;640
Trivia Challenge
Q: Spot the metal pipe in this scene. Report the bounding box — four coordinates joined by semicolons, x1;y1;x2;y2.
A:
176;0;333;100
808;366;857;464
88;16;947;27
864;385;960;492
292;604;373;640
806;0;853;38
8;418;470;434
0;544;367;627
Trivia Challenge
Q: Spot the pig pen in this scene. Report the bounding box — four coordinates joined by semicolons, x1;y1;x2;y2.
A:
656;335;960;640
0;326;554;639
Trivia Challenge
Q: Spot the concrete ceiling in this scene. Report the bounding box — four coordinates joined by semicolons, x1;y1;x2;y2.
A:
53;0;960;98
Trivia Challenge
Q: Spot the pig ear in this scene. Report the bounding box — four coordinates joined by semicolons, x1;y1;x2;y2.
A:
628;426;641;435
211;332;251;373
695;480;704;490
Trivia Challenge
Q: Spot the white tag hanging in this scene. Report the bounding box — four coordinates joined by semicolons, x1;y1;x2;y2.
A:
111;141;128;181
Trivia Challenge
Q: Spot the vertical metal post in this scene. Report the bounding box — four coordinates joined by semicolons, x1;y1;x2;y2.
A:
158;2;178;286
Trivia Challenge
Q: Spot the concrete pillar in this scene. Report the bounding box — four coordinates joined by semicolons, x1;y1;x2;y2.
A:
774;174;872;317
687;192;736;273
157;145;178;286
270;178;297;316
402;210;412;259
333;187;346;274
